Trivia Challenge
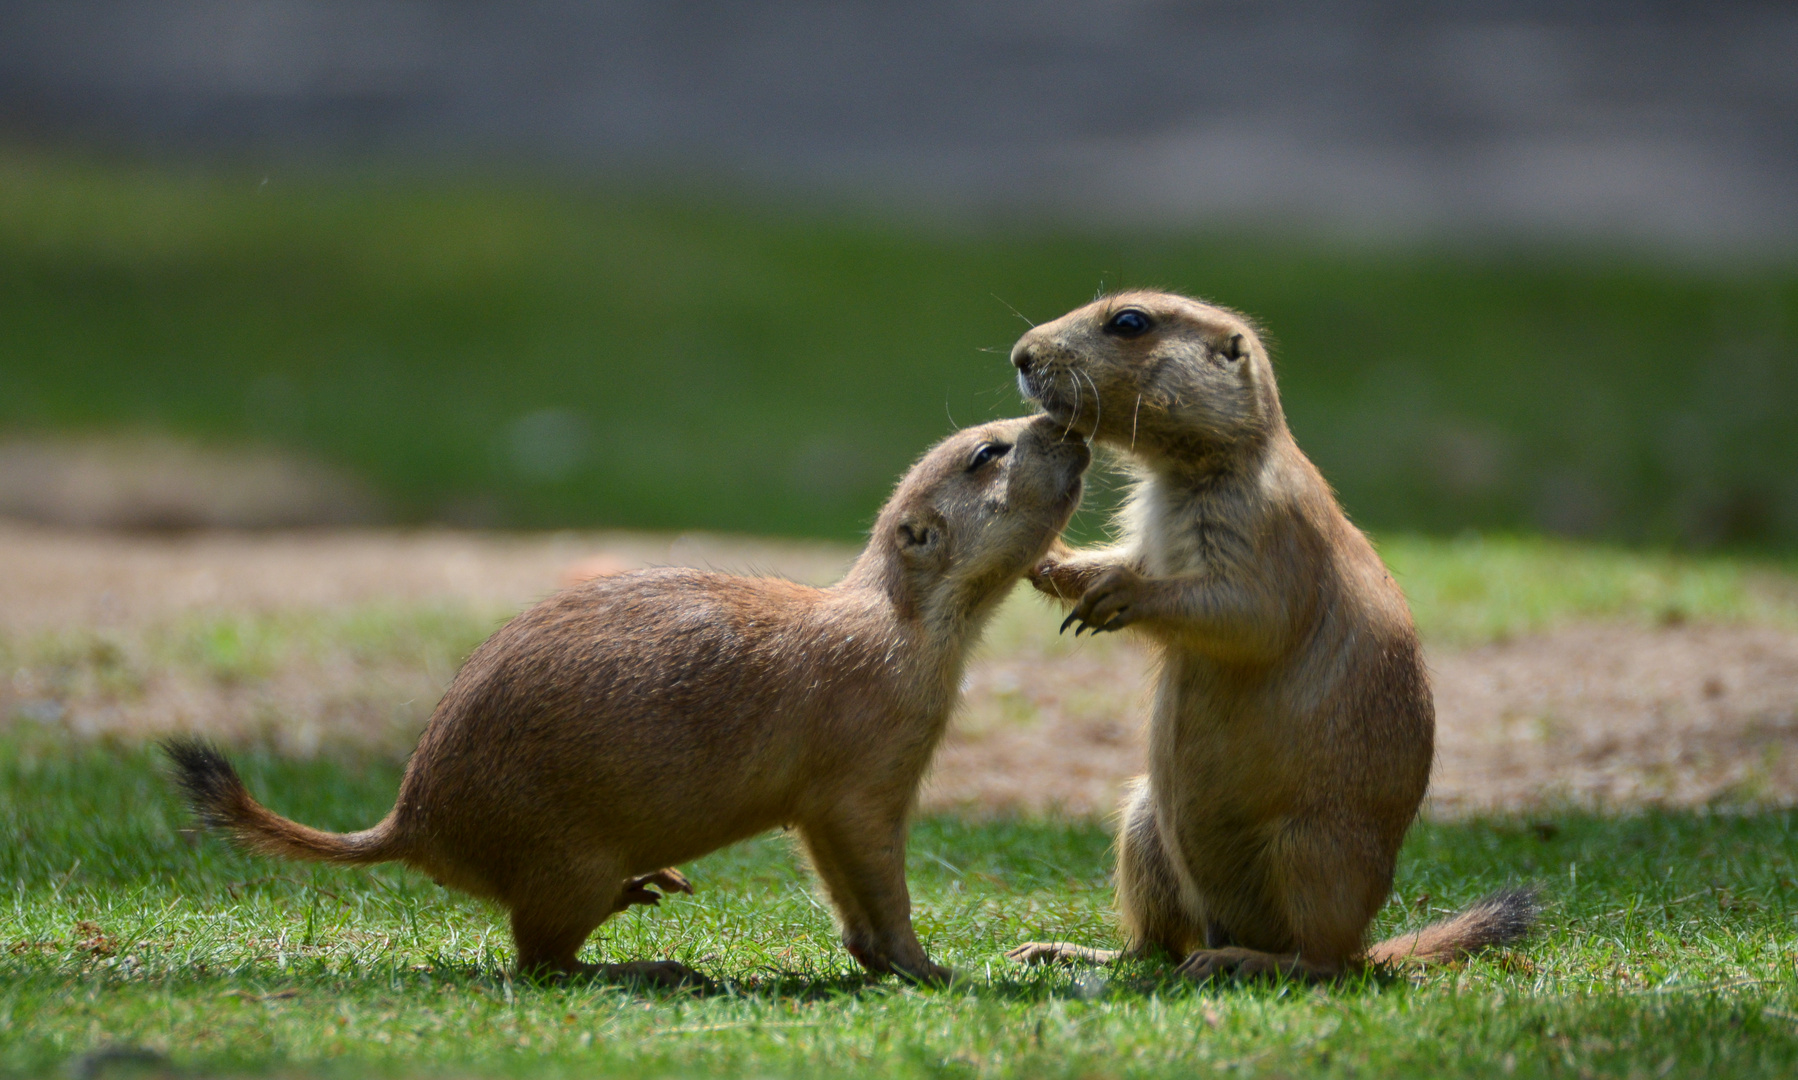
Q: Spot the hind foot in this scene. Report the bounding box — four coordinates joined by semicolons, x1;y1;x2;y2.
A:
612;869;693;913
1175;947;1337;983
1006;941;1121;966
840;937;955;986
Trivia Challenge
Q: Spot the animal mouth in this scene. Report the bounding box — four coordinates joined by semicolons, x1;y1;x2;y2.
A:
1022;371;1095;437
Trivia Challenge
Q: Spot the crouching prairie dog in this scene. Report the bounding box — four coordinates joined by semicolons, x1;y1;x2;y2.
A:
167;415;1089;986
1004;291;1535;981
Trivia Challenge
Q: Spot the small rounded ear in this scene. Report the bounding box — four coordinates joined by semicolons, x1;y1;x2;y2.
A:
1221;333;1247;361
896;508;948;564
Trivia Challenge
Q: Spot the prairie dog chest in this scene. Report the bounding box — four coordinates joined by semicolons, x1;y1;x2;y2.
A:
1132;477;1246;579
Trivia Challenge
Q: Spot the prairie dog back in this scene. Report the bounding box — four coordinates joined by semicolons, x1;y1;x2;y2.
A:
171;415;1090;985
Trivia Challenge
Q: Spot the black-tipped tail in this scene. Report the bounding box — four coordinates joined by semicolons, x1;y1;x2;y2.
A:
1367;886;1541;966
161;737;404;866
164;737;246;830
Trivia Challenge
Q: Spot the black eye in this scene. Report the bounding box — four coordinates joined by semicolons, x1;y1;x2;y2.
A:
1104;309;1152;337
967;442;1011;472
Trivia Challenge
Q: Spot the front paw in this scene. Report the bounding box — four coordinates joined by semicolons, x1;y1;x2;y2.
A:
1061;567;1144;635
614;868;693;912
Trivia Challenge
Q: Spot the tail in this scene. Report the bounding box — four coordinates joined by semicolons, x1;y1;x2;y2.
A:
1365;887;1540;966
162;738;405;866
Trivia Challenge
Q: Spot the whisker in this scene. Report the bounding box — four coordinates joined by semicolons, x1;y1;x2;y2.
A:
1131;393;1143;451
992;294;1036;328
1061;369;1083;440
1080;370;1102;436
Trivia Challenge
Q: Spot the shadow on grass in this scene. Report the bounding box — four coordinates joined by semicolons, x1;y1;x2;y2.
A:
5;731;1796;1005
403;941;1419;1005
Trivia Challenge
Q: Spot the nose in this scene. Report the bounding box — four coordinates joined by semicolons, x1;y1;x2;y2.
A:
1011;342;1037;373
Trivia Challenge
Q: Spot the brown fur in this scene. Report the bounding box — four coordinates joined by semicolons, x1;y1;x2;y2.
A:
1001;291;1536;980
167;416;1088;986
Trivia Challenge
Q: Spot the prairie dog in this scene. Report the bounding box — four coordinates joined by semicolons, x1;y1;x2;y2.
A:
1004;291;1534;980
169;415;1089;986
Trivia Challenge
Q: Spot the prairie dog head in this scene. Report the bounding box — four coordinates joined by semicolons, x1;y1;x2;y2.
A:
1010;291;1284;465
866;415;1088;626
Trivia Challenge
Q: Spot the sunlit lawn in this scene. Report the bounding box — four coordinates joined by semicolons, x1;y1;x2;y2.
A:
4;692;1798;1077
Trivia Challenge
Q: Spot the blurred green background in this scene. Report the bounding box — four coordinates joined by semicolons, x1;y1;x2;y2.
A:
3;150;1795;547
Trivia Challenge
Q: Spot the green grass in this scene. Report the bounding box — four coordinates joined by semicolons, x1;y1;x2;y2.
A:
3;149;1797;546
1376;534;1798;644
3;734;1798;1078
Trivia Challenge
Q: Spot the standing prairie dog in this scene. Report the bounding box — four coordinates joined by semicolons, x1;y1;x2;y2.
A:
168;415;1089;986
1005;291;1534;980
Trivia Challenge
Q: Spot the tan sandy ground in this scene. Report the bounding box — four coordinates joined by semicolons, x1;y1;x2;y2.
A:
3;522;1796;817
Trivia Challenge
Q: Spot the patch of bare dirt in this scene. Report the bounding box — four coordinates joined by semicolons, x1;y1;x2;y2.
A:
5;523;1797;817
928;634;1151;816
936;622;1798;816
1427;624;1798;813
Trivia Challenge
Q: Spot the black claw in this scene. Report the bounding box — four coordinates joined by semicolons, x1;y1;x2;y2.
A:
1060;612;1079;634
